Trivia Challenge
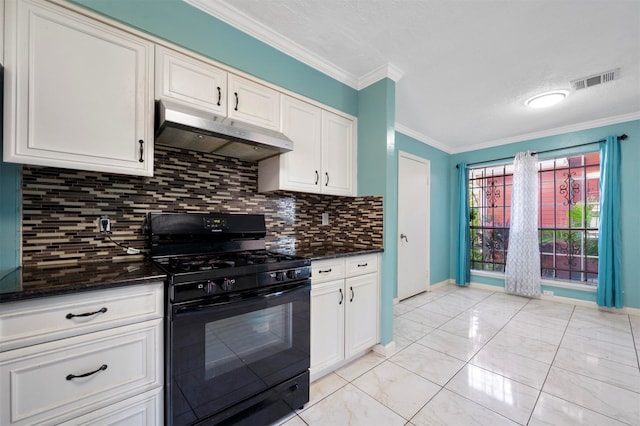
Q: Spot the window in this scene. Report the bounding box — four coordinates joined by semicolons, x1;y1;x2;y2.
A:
469;152;600;284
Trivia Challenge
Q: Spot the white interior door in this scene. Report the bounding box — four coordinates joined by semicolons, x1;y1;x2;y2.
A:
397;152;430;300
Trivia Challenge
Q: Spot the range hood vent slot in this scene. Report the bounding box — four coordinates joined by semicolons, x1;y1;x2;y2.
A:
155;100;293;162
570;68;620;91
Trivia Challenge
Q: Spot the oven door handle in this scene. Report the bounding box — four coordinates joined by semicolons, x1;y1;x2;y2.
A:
174;281;310;315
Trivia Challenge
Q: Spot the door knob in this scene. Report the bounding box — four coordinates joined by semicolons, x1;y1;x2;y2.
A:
400;233;408;242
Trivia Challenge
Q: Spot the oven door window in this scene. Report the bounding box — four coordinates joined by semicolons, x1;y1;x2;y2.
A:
169;282;310;425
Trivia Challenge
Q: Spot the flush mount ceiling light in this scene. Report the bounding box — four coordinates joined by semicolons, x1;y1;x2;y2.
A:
526;90;568;108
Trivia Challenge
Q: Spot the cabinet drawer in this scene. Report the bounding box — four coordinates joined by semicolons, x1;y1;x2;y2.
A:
59;387;162;426
312;259;345;284
0;283;163;352
345;254;378;277
0;319;162;426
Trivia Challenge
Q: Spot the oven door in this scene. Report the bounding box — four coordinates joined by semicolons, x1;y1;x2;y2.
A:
168;281;310;426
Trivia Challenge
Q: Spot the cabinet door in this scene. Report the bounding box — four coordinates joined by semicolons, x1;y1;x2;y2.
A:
59;387;162;426
310;280;345;375
0;319;162;426
155;46;227;116
345;274;378;358
227;74;280;130
3;0;154;176
321;111;356;196
278;96;322;191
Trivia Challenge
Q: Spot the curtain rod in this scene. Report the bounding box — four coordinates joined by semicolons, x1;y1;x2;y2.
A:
456;134;628;169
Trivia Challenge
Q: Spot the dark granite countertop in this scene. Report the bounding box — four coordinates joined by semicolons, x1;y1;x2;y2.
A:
269;243;383;261
0;245;382;303
0;261;166;303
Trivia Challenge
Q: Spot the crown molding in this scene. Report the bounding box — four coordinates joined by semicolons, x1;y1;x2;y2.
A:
184;0;360;88
358;63;405;90
395;123;453;154
450;111;640;154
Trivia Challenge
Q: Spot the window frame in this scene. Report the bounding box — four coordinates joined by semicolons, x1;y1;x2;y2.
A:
468;151;600;286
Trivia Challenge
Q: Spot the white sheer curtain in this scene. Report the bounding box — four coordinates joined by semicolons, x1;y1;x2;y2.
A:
505;151;540;296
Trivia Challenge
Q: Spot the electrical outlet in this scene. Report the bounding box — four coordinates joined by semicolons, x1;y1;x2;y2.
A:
98;215;111;233
321;212;329;226
543;290;554;296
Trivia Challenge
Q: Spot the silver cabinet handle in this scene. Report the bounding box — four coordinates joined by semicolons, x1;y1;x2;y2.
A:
339;288;343;305
400;233;408;242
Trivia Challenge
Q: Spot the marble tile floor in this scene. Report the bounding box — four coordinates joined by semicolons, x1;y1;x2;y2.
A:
278;284;640;426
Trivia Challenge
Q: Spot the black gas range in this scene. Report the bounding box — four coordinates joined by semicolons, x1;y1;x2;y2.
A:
148;212;311;426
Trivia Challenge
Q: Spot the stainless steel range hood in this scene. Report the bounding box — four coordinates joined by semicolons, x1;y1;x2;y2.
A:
155;99;293;162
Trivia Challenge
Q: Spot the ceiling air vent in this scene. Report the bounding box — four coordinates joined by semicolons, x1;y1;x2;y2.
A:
570;68;620;91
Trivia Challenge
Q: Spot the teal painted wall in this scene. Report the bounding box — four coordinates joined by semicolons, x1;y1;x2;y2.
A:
0;160;21;279
450;120;640;309
0;57;22;278
395;132;451;287
69;0;358;117
358;78;396;345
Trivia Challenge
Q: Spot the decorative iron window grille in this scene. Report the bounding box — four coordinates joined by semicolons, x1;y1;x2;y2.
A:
468;152;600;284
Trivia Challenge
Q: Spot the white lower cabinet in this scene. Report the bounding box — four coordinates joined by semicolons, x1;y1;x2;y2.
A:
59;387;162;426
310;279;345;373
310;254;379;381
344;273;379;357
0;284;163;425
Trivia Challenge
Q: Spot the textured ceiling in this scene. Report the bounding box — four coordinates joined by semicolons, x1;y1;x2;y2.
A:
188;0;640;153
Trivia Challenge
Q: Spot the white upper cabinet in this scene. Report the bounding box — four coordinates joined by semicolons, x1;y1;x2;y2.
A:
259;95;357;196
227;73;281;130
155;48;281;131
3;0;154;176
322;110;355;196
259;96;322;192
155;45;227;116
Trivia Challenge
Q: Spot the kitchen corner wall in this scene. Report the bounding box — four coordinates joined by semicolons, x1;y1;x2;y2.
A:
21;146;383;266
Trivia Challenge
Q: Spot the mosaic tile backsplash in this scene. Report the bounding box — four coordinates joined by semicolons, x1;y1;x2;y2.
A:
22;146;383;266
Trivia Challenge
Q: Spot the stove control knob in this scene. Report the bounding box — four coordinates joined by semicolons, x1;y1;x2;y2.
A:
221;278;235;291
205;280;217;294
275;272;285;281
286;269;298;279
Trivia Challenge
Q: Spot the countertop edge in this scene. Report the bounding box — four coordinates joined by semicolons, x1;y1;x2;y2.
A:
304;248;384;261
0;275;167;304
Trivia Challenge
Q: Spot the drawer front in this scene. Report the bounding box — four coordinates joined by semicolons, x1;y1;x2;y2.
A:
0;319;162;425
59;387;162;426
312;259;345;284
0;283;163;352
345;254;378;277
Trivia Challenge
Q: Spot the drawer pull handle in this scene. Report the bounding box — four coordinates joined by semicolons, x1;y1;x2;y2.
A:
138;140;144;163
66;364;107;381
66;307;107;320
319;269;332;274
350;286;354;302
357;263;368;267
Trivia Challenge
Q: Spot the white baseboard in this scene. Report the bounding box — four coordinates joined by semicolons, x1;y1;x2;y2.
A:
466;281;640;317
429;279;451;290
373;341;397;358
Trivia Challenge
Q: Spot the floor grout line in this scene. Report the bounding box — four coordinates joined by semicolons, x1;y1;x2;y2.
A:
296;286;638;426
